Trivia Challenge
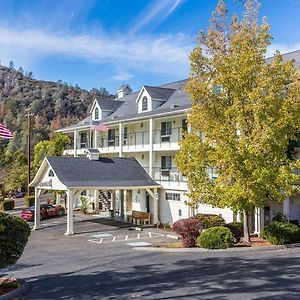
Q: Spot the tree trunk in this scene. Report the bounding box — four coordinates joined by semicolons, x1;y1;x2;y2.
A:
243;210;250;243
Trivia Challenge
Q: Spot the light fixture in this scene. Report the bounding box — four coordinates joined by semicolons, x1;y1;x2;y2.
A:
141;155;144;159
141;123;143;128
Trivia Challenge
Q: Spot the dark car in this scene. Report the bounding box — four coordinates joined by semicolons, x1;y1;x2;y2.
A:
21;204;65;221
15;192;26;198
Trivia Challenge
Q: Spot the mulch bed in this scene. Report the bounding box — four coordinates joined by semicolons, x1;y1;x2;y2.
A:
0;278;19;296
235;236;271;248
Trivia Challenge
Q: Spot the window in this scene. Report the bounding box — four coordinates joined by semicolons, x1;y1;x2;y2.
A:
94;107;99;120
123;127;128;145
80;132;87;148
161;156;172;176
166;192;181;201
108;129;115;146
142;96;148;111
182;119;187;132
48;169;54;177
161;121;172;142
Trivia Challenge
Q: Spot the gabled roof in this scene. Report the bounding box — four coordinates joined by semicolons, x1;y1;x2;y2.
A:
143;86;175;101
36;156;160;189
95;99;124;111
117;84;132;92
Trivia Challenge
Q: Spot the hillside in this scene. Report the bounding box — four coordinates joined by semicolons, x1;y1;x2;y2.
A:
0;65;113;153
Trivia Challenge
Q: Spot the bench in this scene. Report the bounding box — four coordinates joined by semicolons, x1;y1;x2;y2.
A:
127;210;151;225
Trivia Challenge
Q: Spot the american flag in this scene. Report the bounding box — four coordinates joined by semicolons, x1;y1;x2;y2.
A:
0;123;13;139
92;123;109;132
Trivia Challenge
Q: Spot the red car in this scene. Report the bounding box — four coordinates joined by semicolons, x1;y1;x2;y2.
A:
21;204;65;221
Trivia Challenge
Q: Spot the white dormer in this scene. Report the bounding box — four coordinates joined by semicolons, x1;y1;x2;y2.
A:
136;87;152;113
117;84;132;99
90;99;102;121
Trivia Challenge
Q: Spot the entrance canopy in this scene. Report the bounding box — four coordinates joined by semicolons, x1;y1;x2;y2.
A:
29;156;160;235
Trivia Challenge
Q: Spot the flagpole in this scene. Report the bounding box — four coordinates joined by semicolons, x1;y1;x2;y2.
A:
26;107;33;196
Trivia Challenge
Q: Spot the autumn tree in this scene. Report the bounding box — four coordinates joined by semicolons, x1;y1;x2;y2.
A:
176;0;300;242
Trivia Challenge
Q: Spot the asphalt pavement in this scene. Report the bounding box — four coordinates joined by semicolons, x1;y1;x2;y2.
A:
2;215;300;300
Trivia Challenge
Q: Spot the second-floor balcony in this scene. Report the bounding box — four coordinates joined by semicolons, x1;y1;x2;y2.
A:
153;127;184;150
144;167;187;184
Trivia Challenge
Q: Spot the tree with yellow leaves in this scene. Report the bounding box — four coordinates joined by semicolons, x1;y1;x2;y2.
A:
176;0;300;242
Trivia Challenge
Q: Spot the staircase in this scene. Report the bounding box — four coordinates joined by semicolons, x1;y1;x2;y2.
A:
98;190;111;210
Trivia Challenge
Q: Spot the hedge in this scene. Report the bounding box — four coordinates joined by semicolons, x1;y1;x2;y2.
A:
24;196;35;208
261;222;300;245
192;214;225;229
0;212;31;268
225;222;243;242
197;226;235;249
0;199;15;211
172;217;202;247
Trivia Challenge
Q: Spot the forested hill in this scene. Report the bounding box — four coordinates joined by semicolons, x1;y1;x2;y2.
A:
0;64;113;153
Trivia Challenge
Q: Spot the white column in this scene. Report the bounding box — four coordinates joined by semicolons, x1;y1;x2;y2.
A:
120;190;124;218
94;130;98;149
254;207;265;235
112;191;116;214
283;198;290;221
65;189;74;235
153;188;159;224
33;188;41;230
74;130;78;157
94;189;99;212
124;190;127;215
149;118;153;178
119;122;123;157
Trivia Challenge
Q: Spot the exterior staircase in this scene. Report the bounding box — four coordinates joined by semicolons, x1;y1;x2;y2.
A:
99;190;111;210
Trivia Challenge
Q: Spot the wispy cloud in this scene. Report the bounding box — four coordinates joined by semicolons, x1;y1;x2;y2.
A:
0;26;192;78
130;0;184;34
267;42;300;58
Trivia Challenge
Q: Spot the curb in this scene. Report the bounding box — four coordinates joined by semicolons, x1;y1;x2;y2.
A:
133;243;300;253
0;279;30;300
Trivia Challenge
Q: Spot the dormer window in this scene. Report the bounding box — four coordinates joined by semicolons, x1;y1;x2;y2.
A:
48;169;54;177
142;96;148;111
95;107;99;120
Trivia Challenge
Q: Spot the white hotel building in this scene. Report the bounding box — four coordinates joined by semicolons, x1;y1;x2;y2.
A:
56;50;300;233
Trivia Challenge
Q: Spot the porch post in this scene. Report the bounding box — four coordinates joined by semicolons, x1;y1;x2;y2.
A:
74;130;78;157
283;198;290;221
94;129;98;149
149;118;153;178
124;190;127;216
120;190;125;218
94;189;99;213
153;188;159;224
33;187;41;230
119;122;123;157
65;189;74;235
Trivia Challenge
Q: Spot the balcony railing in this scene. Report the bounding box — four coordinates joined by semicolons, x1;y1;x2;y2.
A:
122;131;149;148
98;136;120;149
153;127;184;146
144;167;187;183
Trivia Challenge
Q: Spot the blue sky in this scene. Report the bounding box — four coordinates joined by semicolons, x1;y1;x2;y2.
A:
0;0;299;94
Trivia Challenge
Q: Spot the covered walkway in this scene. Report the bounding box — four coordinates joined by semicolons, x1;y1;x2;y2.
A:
29;155;160;235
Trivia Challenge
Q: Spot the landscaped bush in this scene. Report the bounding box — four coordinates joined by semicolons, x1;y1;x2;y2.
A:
172;217;202;248
24;196;35;208
192;213;225;229
197;226;235;249
272;212;288;223
0;199;15;211
261;222;300;245
0;212;31;268
225;222;244;242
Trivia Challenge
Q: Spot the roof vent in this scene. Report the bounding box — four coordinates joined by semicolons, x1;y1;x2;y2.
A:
117;84;132;99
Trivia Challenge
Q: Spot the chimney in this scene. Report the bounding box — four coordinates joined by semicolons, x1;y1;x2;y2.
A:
117;84;132;99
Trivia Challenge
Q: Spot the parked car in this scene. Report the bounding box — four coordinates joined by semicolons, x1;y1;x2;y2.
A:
21;204;65;221
15;192;26;198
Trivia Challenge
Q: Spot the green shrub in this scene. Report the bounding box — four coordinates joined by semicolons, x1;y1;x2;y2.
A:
0;199;15;211
225;222;244;242
272;212;288;223
0;212;31;268
24;196;35;207
261;222;300;245
192;213;225;229
197;226;235;249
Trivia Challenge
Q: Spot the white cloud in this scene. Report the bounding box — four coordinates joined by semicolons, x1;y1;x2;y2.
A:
112;70;134;81
0;26;192;77
267;43;300;58
130;0;184;34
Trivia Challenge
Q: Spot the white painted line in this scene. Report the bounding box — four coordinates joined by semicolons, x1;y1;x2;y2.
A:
99;238;103;244
88;239;100;244
125;235;128;240
126;242;151;247
90;233;112;238
149;232;152;238
166;234;179;239
137;234;140;239
112;237;116;242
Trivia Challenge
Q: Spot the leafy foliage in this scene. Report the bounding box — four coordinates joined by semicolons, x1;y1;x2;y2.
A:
0;199;15;211
24;196;35;208
192;213;225;229
261;222;300;245
176;0;300;241
0;212;31;268
225;222;244;242
172;217;202;247
197;226;235;249
272;212;288;223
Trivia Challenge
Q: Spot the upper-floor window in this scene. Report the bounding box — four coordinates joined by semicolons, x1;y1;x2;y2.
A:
142;96;148;111
94;107;99;120
48;169;54;177
161;156;172;176
108;129;116;146
161;121;172;142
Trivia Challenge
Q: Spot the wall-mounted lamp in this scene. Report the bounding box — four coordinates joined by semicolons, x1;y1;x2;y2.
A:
141;123;144;128
141;154;144;159
137;190;140;194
